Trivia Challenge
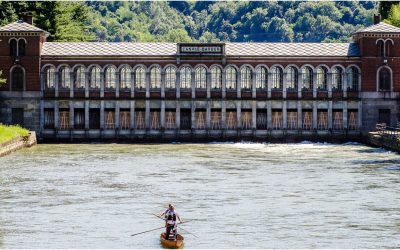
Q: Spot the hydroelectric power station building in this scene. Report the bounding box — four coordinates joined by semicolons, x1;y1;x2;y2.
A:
0;15;399;141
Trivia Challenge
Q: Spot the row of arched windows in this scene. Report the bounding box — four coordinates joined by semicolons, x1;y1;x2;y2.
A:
42;64;362;92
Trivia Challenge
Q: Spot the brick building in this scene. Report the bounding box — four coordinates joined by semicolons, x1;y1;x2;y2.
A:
0;15;399;141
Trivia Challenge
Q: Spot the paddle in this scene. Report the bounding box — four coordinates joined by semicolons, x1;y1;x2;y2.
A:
151;213;198;238
130;221;189;237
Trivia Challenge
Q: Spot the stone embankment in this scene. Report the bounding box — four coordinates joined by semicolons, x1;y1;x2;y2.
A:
366;131;400;153
0;132;37;157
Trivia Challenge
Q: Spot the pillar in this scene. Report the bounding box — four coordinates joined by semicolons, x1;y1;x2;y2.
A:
100;100;105;130
145;100;150;129
161;100;165;129
69;101;74;129
312;101;317;130
267;100;272;129
85;100;89;129
54;100;59;130
328;101;333;129
343;101;348;129
115;102;120;129
282;101;287;129
237;100;241;129
130;100;135;130
297;101;302;130
252;100;257;129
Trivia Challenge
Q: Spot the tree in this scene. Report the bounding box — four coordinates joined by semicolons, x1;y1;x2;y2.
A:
0;70;6;87
385;4;400;27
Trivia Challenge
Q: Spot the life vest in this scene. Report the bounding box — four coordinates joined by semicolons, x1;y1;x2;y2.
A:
164;209;177;225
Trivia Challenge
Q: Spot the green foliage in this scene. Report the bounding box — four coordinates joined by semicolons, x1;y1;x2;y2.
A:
0;70;6;87
0;124;29;144
384;3;400;27
0;1;378;43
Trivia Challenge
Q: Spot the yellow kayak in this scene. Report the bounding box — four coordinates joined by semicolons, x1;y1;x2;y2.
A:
160;233;184;248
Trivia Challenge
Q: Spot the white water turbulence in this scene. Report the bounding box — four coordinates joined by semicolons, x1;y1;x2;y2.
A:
0;142;400;248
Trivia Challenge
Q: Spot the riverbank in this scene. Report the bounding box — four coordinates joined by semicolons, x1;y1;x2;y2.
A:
366;131;400;153
0;125;37;157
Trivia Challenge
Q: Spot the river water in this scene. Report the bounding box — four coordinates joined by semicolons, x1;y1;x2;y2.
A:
0;142;399;248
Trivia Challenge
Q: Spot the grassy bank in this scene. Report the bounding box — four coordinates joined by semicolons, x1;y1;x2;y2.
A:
0;124;29;144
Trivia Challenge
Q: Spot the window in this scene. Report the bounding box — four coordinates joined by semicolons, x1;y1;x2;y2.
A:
74;67;85;89
211;110;221;129
165;66;176;89
348;110;358;130
226;110;237;129
150;110;161;129
120;66;131;89
135;66;146;89
287;110;297;130
135;109;145;129
256;110;267;129
105;67;116;89
377;40;384;57
60;66;71;89
105;110;115;129
44;109;54;129
10;39;17;56
11;67;24;91
18;39;25;56
45;67;56;89
59;110;69;130
333;110;343;130
210;66;221;89
195;66;207;89
286;66;297;91
74;109;85;129
316;67;327;90
272;110;282;129
180;66;191;89
90;66;101;89
378;67;391;91
385;40;392;57
195;110;206;129
347;66;359;91
240;66;252;90
180;109;191;129
165;110;176;129
256;67;267;89
302;110;312;130
317;110;328;130
332;67;343;91
302;66;313;90
271;66;283;90
241;110;252;129
120;110;130;129
150;66;161;89
89;109;100;129
226;66;237;90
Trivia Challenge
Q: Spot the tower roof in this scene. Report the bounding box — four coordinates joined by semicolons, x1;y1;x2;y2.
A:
353;21;400;34
0;20;49;35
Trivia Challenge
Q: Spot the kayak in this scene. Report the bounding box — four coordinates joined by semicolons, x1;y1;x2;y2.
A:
160;233;184;248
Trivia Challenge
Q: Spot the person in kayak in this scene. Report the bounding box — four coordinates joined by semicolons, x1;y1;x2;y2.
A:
160;204;182;240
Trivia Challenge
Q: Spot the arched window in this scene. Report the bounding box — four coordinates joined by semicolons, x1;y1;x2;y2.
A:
59;66;71;89
226;66;237;90
120;66;131;89
378;67;391;91
135;66;146;89
90;66;101;88
347;66;359;91
377;40;384;57
104;67;116;89
150;66;161;89
165;66;176;89
385;40;393;57
74;67;85;89
332;67;343;91
18;39;25;57
11;67;24;91
195;66;207;89
210;66;221;89
256;67;267;89
45;66;56;89
240;66;252;90
302;66;313;90
180;66;191;89
316;67;327;90
286;66;298;91
9;39;17;56
271;66;283;90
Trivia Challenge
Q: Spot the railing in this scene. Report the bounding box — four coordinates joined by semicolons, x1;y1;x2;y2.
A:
376;122;400;137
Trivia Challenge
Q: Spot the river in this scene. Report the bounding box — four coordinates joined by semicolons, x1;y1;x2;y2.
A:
0;142;399;248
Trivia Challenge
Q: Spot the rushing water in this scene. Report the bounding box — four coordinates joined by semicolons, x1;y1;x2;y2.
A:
0;142;400;248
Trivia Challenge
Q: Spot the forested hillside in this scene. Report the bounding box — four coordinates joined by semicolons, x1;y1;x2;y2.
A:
0;1;387;43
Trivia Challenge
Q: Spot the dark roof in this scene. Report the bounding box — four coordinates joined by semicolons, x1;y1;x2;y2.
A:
41;42;360;57
0;20;49;34
353;22;400;34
